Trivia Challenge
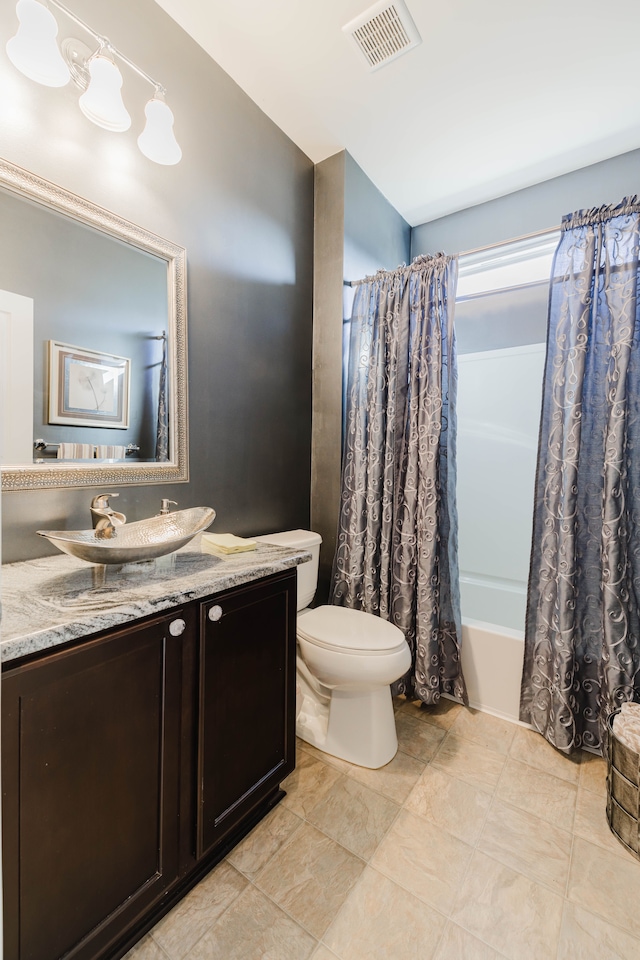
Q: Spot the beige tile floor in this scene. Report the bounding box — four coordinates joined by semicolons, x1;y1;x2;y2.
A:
127;699;640;960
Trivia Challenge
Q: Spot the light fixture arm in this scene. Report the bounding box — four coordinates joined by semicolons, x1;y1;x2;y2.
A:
47;0;163;92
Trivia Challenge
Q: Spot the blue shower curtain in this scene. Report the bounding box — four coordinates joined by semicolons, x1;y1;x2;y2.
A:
521;198;640;754
331;254;467;705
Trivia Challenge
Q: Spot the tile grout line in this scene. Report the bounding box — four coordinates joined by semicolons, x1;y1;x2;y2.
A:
249;805;378;955
298;740;428;806
286;765;405;861
286;754;404;828
563;832;576;914
318;861;452;957
450;720;575;957
449;743;640;955
302;721;608;952
561;833;640;947
507;751;581;783
150;715;631;960
250;811;313;890
287;734;471;955
246;875;324;953
154;870;253;960
472;749;575;908
231;812;307;884
493;786;576;830
247;795;370;952
252;851;367;956
428;917;449;959
148;933;175;960
442;752;514;960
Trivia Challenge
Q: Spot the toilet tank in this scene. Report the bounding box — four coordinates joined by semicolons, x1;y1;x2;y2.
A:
254;529;322;611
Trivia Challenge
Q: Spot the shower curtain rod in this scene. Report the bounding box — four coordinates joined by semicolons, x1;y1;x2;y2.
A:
343;224;560;286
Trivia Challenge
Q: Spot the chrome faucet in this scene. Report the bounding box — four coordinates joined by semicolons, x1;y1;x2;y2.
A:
90;493;127;539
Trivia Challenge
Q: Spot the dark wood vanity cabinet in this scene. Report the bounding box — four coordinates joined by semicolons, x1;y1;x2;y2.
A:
2;611;185;960
198;574;296;856
2;569;297;960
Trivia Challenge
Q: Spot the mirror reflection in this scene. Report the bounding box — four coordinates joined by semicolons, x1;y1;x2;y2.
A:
0;157;188;491
0;188;168;465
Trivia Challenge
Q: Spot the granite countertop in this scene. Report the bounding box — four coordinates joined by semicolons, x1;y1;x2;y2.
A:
0;536;310;664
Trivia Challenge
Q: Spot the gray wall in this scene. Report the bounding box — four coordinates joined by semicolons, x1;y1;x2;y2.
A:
0;0;313;562
311;151;410;601
344;152;411;284
411;148;640;257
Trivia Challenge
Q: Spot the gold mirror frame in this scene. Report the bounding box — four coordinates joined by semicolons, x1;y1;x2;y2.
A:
0;157;188;491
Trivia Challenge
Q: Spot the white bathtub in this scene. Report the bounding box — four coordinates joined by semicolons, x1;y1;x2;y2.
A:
460;617;525;723
455;342;544;725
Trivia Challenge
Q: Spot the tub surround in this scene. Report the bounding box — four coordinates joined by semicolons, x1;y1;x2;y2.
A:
1;537;311;664
460;618;526;723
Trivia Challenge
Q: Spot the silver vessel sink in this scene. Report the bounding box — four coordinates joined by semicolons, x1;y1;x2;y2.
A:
37;507;216;565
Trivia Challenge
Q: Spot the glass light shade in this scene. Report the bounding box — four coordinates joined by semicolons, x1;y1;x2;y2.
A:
78;54;131;132
6;0;70;87
137;98;182;166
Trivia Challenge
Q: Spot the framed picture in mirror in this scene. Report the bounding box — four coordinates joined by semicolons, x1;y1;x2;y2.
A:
49;341;131;429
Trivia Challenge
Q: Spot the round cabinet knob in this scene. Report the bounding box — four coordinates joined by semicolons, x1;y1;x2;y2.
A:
208;605;223;622
169;618;186;637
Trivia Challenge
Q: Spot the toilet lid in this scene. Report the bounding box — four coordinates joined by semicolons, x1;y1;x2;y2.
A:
297;605;406;654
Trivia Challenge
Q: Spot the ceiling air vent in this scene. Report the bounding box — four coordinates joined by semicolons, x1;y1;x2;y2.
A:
343;0;422;71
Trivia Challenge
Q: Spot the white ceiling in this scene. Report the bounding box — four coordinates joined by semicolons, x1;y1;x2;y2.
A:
154;0;640;226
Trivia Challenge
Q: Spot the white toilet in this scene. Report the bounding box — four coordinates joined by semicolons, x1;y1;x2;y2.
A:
256;530;411;769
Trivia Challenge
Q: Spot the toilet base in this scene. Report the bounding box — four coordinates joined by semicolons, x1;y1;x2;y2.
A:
297;681;398;769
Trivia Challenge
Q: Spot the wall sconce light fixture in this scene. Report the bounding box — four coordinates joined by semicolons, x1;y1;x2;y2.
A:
78;44;131;132
6;0;182;165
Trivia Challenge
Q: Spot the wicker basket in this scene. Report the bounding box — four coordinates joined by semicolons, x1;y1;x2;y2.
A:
606;712;640;860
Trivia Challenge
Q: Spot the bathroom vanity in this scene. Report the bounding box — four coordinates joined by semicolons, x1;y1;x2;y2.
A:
1;539;308;960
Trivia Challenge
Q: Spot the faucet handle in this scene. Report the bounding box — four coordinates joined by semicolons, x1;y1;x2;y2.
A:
91;492;119;510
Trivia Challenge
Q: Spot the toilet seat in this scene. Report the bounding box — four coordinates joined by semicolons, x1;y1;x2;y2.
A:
297;605;406;656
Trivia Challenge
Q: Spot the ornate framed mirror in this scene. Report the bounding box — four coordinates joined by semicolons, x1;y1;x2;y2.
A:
0;156;188;490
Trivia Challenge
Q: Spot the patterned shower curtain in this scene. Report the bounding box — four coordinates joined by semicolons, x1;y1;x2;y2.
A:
155;334;169;461
521;198;640;754
331;254;467;705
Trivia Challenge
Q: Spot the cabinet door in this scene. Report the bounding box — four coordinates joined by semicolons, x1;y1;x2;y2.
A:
2;612;185;960
197;571;296;857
